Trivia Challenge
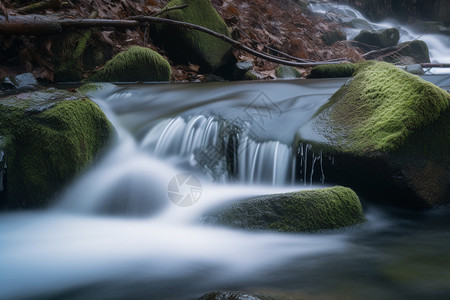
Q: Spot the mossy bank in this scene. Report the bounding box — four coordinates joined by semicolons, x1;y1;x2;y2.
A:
298;62;450;209
0;89;113;209
203;186;366;232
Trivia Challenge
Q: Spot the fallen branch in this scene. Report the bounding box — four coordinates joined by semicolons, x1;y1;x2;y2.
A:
152;4;189;17
0;14;350;67
17;0;62;14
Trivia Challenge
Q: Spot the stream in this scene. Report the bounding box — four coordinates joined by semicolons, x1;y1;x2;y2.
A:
1;75;450;300
2;1;450;299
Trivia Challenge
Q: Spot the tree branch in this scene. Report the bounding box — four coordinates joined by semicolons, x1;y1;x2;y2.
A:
1;14;350;67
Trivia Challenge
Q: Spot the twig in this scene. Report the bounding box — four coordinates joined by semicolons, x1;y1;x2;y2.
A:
152;4;189;17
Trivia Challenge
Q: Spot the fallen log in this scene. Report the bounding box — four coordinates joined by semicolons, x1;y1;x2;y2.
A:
0;14;349;67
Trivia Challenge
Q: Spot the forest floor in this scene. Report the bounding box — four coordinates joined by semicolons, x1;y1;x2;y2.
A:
0;0;364;82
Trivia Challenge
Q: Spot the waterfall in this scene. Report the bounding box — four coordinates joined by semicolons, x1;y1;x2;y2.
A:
308;0;450;73
140;114;297;185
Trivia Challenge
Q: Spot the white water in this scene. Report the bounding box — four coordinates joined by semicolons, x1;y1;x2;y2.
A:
2;77;450;299
309;0;450;74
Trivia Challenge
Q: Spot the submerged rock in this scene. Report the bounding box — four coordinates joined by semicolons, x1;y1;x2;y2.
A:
353;28;400;50
151;0;235;75
0;88;113;209
199;291;267;300
86;46;171;82
299;61;450;209
203;186;366;232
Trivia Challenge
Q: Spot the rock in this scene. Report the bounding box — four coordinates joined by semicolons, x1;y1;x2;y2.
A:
203;186;366;232
0;73;38;95
397;40;430;64
298;61;450;209
53;31;92;82
353;28;400;51
151;0;236;75
0;88;113;209
244;70;263;80
321;29;347;46
308;63;364;78
405;64;425;75
342;18;373;30
198;291;267;300
85;46;171;82
231;61;253;80
275;66;302;79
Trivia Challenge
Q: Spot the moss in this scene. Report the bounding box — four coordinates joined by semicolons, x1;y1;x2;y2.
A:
152;0;234;72
314;62;450;155
243;70;261;80
205;186;366;232
275;65;302;79
308;62;369;78
54;31;92;82
85;46;171;82
0;89;113;208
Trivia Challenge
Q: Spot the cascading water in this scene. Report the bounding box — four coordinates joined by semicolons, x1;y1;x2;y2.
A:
308;0;450;74
1;76;450;300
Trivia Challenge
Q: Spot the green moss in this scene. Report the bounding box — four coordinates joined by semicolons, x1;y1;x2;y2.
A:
323;62;450;154
85;46;171;82
308;62;369;78
54;31;92;82
153;0;234;72
275;65;302;79
0;89;113;208
205;186;366;232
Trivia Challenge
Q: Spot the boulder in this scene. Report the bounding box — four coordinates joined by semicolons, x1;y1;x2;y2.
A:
298;62;450;209
275;66;302;79
86;46;171;82
203;186;366;232
353;28;400;51
0;88;113;209
151;0;236;75
321;29;347;46
396;40;430;64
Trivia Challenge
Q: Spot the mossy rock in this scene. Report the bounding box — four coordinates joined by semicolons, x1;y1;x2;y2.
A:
298;61;450;208
275;66;302;79
53;31;92;82
308;62;367;78
0;89;113;209
151;0;235;74
353;28;400;51
203;186;366;232
321;29;346;46
85;46;171;82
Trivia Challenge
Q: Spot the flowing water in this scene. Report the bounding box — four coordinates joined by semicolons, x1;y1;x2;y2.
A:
1;75;450;300
309;0;450;74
